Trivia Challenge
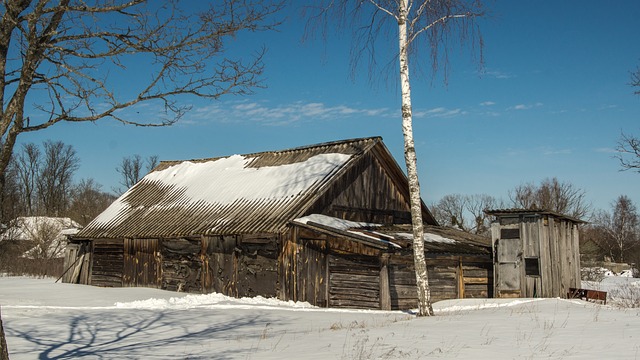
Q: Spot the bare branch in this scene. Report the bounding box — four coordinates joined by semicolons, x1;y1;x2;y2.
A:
0;0;284;180
616;132;640;172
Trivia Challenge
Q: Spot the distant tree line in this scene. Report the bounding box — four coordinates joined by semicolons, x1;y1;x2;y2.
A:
432;177;640;271
1;140;109;226
0;140;158;228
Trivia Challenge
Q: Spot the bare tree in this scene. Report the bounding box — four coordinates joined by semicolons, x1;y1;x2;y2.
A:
2;157;24;224
432;194;467;229
0;0;284;198
20;217;69;260
616;132;640;172
68;178;115;226
509;177;590;220
307;0;485;316
12;143;41;215
432;193;499;235
631;66;640;95
37;140;79;216
465;193;499;235
592;195;639;263
115;154;158;192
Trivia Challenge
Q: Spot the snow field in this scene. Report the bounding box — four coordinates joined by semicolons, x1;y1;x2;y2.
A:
1;276;640;359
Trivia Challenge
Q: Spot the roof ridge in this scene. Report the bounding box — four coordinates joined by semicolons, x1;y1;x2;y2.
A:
156;136;382;167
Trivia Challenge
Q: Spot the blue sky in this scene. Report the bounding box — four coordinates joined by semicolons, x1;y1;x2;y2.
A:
18;1;640;213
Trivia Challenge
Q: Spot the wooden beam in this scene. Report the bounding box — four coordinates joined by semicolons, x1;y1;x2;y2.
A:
380;254;391;310
296;221;391;250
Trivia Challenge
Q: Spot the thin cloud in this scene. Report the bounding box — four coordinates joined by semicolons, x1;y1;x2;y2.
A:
542;147;572;155
480;101;495;106
186;100;393;126
509;103;543;111
413;107;466;119
480;69;515;79
595;147;617;154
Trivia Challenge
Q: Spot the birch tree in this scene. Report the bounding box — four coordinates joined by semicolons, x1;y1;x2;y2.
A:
0;0;284;217
307;0;485;316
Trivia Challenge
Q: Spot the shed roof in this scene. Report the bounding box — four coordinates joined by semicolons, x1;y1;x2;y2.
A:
485;208;586;224
293;214;491;255
77;137;436;239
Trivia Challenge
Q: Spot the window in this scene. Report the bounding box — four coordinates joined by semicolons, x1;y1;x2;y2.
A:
525;257;540;277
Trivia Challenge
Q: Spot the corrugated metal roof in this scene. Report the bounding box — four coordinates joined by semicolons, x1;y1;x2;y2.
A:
292;215;490;255
485;208;586;224
76;137;382;239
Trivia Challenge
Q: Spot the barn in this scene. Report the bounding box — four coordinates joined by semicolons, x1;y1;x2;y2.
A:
65;137;493;310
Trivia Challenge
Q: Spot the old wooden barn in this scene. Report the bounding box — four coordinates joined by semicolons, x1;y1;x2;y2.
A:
486;209;583;299
65;137;493;310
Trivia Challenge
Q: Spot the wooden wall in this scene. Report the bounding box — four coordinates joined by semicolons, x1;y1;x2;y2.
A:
124;238;161;288
491;213;581;299
161;238;203;292
83;235;280;297
90;239;123;287
283;226;494;310
307;152;416;224
387;255;493;310
159;235;280;296
279;227;328;306
62;242;92;285
328;255;380;309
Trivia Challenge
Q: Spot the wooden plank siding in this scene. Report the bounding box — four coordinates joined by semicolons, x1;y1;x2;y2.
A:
283;226;493;310
123;238;161;288
488;210;582;299
329;255;380;309
91;239;124;287
306;151;432;225
61;242;92;285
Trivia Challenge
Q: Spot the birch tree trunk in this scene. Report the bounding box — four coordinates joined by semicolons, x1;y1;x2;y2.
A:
0;307;9;360
398;0;433;317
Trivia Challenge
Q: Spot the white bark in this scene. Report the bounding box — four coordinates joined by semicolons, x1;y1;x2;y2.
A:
398;0;433;317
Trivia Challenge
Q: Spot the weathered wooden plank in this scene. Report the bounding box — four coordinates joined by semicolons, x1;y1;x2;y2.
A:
464;277;489;285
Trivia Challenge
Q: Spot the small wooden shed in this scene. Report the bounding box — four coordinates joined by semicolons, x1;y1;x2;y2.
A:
485;209;583;299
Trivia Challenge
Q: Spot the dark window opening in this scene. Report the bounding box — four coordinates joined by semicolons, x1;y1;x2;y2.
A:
525;257;540;277
501;228;520;239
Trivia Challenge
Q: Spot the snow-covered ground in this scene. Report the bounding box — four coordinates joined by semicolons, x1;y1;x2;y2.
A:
2;276;640;359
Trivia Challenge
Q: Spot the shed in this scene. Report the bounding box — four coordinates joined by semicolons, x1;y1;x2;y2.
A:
485;209;584;299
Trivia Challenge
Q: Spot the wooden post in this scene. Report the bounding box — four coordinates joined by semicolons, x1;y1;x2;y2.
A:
458;257;465;299
380;254;391;310
0;307;9;360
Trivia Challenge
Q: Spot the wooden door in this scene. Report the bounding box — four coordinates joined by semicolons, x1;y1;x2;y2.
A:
123;238;161;288
495;238;522;297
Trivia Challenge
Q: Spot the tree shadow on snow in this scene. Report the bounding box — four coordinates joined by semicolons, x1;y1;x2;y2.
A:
7;309;280;359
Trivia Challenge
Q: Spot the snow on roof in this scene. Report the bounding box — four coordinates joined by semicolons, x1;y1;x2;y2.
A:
293;214;381;230
88;153;353;233
393;231;457;244
147;154;352;205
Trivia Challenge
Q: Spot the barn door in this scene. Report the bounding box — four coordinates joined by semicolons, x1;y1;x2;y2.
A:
123;238;161;288
495;238;522;298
